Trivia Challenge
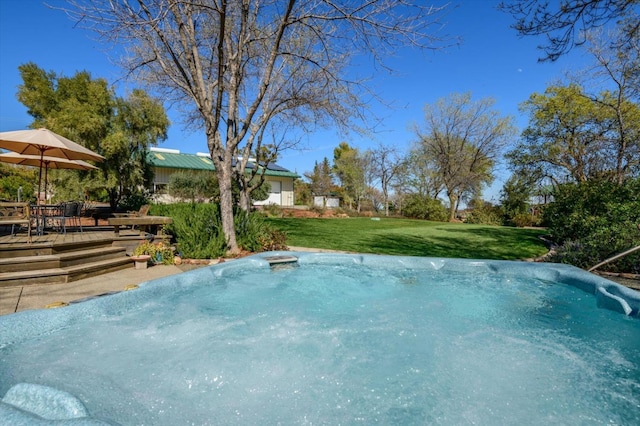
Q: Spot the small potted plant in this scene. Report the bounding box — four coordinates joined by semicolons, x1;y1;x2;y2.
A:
132;241;175;268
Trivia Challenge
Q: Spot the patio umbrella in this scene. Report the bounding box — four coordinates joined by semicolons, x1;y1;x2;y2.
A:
0;152;98;203
0;128;104;205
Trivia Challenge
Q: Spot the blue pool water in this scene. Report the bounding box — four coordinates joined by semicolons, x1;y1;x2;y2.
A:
1;253;639;425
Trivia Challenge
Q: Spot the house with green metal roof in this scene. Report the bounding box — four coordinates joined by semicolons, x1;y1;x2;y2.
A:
147;148;299;206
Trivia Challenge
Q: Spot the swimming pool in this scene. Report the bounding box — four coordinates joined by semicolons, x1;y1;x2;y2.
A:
1;252;639;424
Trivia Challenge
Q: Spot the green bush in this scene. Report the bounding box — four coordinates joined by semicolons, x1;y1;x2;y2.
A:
465;201;504;225
261;203;283;218
234;209;289;252
546;223;640;273
257;226;288;251
151;203;226;258
542;178;640;272
118;192;151;212
133;241;175;265
234;208;264;252
402;194;448;222
150;203;288;258
512;212;537;228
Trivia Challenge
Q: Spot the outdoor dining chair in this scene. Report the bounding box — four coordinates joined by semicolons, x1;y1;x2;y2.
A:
51;202;77;235
73;202;84;232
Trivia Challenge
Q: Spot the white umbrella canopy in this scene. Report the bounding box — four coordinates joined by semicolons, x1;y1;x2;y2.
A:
0;128;104;205
0;152;98;170
0;152;98;204
0;152;98;203
0;128;104;162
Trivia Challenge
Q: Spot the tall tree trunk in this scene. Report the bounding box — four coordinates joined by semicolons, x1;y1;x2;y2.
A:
218;163;239;254
383;189;389;217
239;188;252;212
210;135;239;254
448;193;457;222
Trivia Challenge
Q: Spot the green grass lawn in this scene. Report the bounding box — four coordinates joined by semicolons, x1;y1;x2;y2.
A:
267;217;549;260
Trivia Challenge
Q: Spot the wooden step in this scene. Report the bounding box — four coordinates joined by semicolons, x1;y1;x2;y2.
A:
52;237;115;254
0;255;59;273
0;247;128;273
0;236;116;259
0;268;67;287
65;256;133;282
59;246;126;267
0;230;167;286
0;244;53;259
0;256;134;286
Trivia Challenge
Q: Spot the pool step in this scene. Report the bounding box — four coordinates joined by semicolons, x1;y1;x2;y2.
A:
264;255;299;265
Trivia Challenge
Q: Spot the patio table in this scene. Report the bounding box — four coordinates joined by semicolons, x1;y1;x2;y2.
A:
30;204;61;235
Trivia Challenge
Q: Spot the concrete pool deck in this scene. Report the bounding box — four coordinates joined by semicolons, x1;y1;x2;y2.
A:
0;247;350;316
0;263;186;316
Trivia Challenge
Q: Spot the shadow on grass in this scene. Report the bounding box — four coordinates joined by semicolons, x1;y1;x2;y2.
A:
366;226;548;260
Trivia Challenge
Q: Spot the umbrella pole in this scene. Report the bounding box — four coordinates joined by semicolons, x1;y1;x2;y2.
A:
37;150;44;206
44;164;49;204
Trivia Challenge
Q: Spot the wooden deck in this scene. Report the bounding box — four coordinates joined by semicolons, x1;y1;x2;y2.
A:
0;214;167;246
0;221;169;286
0;226;115;246
0;223;158;248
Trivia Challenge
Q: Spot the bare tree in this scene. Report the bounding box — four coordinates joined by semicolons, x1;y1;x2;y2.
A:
499;0;639;61
414;93;516;221
65;0;452;254
579;29;640;182
402;143;445;198
369;143;405;216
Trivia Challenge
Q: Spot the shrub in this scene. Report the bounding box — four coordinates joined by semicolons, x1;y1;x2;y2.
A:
542;178;640;272
543;179;640;242
150;203;288;258
402;194;448;222
119;192;152;212
133;241;175;265
151;203;227;258
234;208;289;252
500;175;532;225
257;226;288;251
309;205;325;215
546;225;640;273
234;208;265;252
512;212;536;228
465;201;504;225
261;203;283;218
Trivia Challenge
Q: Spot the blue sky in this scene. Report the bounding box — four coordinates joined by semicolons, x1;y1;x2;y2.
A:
0;0;588;201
